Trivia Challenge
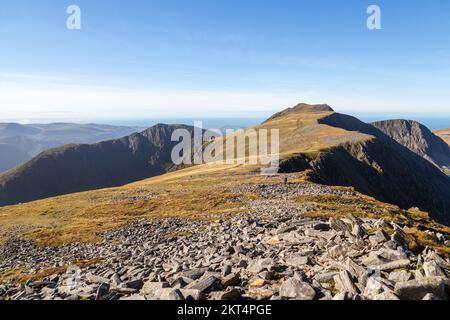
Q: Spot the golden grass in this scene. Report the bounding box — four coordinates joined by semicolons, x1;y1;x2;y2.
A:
18;189;243;246
0;164;257;246
0;258;103;284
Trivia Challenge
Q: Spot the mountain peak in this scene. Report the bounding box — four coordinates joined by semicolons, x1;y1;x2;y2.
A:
265;103;334;123
291;103;334;113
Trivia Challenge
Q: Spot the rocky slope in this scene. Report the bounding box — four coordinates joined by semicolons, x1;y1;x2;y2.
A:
0;124;195;206
371;120;450;171
0;123;141;173
1;183;448;301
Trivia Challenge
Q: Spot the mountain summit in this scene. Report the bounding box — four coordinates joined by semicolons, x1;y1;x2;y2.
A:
265;103;334;122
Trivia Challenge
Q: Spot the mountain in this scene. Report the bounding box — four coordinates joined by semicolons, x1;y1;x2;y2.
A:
0;124;195;206
0;144;30;173
264;103;334;123
225;103;450;225
434;128;450;147
0;123;141;173
371;120;450;172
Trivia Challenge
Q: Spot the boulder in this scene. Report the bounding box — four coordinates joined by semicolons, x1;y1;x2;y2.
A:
395;277;448;300
279;278;316;300
333;271;359;294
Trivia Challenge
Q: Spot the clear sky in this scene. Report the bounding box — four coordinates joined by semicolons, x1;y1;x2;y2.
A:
1;0;450;121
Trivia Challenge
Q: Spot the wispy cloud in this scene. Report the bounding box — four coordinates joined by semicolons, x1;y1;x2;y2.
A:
1;72;449;121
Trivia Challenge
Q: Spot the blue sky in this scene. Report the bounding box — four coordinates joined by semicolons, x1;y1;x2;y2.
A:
0;0;450;120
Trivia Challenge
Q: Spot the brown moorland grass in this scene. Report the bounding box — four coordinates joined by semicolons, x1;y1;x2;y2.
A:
0;164;260;246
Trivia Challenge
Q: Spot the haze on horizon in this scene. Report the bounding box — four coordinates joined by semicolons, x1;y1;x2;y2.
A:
1;0;449;121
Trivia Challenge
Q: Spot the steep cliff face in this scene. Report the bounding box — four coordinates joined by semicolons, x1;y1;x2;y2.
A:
279;113;450;226
0;124;195;206
371;120;450;171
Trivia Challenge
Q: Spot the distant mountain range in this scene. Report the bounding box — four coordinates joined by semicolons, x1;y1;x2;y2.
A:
0;123;141;173
0;104;449;225
0;124;195;206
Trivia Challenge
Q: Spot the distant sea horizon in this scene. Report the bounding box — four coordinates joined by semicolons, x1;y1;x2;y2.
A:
1;112;449;130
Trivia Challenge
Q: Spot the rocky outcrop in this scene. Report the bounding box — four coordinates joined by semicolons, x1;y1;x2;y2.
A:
0;124;195;206
371;120;450;171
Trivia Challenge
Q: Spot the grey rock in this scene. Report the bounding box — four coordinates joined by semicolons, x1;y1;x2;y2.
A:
95;283;110;300
395;277;448;300
85;273;110;285
279;278;316;300
370;291;399;300
125;279;144;290
374;229;390;243
152;288;185;300
285;255;309;268
369;259;411;272
179;289;205;300
221;273;241;287
140;282;170;295
179;268;209;280
332;292;361;300
210;288;242;300
247;258;274;274
333;271;359;295
388;270;412;283
422;261;446;278
185;275;218;293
